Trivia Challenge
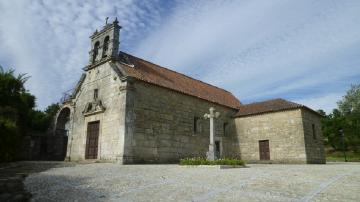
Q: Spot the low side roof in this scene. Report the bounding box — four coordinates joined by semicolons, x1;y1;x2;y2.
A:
234;98;320;117
115;52;242;109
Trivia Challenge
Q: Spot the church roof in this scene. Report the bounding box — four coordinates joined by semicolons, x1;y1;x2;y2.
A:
115;52;242;109
234;98;320;117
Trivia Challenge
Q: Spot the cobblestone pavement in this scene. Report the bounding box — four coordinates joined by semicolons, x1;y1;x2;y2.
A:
0;161;75;202
24;162;360;202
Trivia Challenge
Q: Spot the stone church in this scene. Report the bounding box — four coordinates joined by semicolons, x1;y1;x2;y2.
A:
54;19;325;164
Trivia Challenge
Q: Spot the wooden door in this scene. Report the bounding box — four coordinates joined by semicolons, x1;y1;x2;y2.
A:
259;140;270;160
85;121;100;159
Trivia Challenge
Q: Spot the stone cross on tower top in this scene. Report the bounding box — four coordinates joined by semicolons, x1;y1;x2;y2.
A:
87;17;121;68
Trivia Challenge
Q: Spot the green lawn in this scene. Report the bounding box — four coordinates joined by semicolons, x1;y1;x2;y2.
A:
326;150;360;162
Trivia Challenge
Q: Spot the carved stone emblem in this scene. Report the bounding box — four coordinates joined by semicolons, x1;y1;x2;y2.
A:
83;99;106;116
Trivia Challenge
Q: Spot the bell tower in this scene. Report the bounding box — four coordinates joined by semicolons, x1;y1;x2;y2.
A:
88;18;121;67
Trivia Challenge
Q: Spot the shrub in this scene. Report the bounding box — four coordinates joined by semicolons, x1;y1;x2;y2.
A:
179;157;245;166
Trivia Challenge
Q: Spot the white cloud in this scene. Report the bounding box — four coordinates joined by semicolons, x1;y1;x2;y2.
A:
134;0;360;109
0;0;163;109
294;93;344;114
0;0;359;111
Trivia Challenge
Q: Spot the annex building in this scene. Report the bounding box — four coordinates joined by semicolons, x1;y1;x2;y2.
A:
54;19;325;164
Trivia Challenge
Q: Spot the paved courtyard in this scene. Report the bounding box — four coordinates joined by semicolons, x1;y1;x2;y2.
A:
24;162;360;202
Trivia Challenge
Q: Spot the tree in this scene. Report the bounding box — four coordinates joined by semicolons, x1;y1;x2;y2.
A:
338;84;360;114
28;103;60;132
1;65;61;162
321;84;360;152
321;109;346;150
337;84;360;151
0;66;34;162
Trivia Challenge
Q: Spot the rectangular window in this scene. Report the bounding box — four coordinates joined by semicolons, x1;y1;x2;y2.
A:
223;122;228;136
94;89;98;100
312;124;316;140
215;141;221;159
194;117;200;133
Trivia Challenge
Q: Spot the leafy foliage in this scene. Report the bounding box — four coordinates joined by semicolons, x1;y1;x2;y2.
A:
0;66;34;162
320;84;360;152
0;66;59;162
338;84;360;114
179;157;245;166
28;103;60;132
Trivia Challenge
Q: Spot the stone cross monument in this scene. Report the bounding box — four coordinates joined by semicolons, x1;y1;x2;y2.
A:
204;107;220;160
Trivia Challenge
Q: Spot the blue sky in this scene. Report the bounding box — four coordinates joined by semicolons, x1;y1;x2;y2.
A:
0;0;359;113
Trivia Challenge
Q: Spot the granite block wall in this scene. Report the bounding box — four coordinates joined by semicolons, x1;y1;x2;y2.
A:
128;80;240;163
301;110;326;164
234;108;325;164
235;109;308;163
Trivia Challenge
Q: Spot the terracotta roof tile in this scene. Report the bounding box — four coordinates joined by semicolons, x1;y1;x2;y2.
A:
234;98;319;117
116;52;242;109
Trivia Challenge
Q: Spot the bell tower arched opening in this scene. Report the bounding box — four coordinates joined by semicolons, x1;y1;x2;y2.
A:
92;41;100;63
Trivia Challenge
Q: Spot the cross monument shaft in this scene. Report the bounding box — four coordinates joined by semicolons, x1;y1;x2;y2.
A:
204;107;220;160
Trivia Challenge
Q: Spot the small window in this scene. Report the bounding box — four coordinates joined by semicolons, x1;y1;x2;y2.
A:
312;124;316;140
94;89;98;100
223;122;228;136
194;117;201;133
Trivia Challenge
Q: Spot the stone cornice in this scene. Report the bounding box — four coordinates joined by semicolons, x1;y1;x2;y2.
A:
83;109;105;117
83;56;117;71
90;23;121;39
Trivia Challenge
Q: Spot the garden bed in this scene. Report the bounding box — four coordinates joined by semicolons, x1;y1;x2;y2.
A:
179;158;245;168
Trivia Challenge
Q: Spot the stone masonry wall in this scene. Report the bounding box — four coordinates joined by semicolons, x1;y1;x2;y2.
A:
235;109;308;163
301;110;326;163
67;62;127;162
128;80;240;163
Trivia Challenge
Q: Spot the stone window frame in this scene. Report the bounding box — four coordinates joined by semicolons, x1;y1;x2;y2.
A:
223;122;228;136
193;116;202;135
312;123;316;140
94;89;99;100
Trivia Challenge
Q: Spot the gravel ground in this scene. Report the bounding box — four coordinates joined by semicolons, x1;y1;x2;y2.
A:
24;162;360;202
0;161;76;201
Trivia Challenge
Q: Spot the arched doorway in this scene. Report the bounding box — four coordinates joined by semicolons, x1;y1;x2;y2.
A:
53;107;71;160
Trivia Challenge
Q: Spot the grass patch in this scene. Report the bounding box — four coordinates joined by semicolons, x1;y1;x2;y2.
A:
326;150;360;162
179;157;245;166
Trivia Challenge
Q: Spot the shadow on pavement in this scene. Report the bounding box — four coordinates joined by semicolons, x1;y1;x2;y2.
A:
0;161;76;201
25;174;110;202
